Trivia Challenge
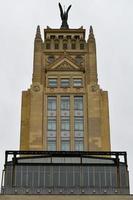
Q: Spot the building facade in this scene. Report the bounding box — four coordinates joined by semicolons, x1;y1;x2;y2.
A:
20;26;110;152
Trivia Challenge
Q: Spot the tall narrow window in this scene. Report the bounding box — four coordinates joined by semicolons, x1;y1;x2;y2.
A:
46;43;50;49
74;96;84;151
80;43;84;50
72;43;76;49
55;43;59;49
47;96;57;151
63;43;67;49
61;96;70;151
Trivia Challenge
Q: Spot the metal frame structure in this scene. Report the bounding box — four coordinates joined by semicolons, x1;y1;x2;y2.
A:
1;151;129;195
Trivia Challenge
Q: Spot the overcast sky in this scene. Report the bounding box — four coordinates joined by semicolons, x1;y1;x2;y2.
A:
0;0;133;193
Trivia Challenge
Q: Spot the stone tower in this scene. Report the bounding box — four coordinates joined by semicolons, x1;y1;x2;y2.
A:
20;25;110;151
1;5;131;198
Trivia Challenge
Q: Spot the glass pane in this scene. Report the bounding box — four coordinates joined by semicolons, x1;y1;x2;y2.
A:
48;140;56;151
75;140;83;151
48;79;57;87
74;96;83;110
48;117;56;130
73;79;82;87
61;96;70;110
61;117;70;130
74;117;84;130
61;79;70;87
61;140;70;151
48;97;56;110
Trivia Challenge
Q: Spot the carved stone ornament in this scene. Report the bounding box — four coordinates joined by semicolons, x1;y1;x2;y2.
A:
32;84;41;92
91;84;99;92
55;61;77;71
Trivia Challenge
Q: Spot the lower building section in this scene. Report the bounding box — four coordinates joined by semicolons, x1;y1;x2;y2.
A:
0;195;133;200
1;151;130;195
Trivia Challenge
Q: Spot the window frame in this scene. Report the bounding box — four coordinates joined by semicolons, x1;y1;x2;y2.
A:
48;78;57;88
73;78;83;87
60;79;70;88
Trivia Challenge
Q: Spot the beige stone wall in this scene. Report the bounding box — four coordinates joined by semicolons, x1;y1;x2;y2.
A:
0;195;133;200
20;90;30;150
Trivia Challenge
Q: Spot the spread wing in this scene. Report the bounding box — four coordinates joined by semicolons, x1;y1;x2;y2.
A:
66;5;72;14
59;3;63;19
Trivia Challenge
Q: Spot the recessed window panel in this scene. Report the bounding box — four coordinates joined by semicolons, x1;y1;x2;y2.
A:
48;97;56;111
61;96;70;110
74;96;83;110
74;117;84;131
46;43;50;49
72;43;76;49
55;43;59;49
63;43;67;49
48;117;56;130
48;140;56;151
48;79;57;87
61;117;70;131
61;140;70;151
80;43;84;50
75;139;84;151
61;79;70;87
73;79;82;87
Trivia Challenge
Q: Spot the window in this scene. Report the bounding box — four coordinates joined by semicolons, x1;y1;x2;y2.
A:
67;35;71;39
50;35;55;39
48;117;56;130
75;139;83;151
80;43;84;50
61;117;70;131
63;43;67;49
74;35;80;39
59;35;63;39
72;43;76;49
46;43;50;49
55;43;59;49
74;117;84;131
61;79;70;87
74;96;83;110
61;140;70;151
61;96;70;110
73;78;82;87
48;140;56;151
48;79;57;87
48;97;56;110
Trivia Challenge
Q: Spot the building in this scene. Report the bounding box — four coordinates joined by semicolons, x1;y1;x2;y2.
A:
20;25;110;152
0;4;132;199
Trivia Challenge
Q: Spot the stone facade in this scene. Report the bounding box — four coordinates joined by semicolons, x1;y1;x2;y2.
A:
20;26;110;151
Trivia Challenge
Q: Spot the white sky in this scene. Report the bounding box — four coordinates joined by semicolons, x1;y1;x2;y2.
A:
0;0;133;193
